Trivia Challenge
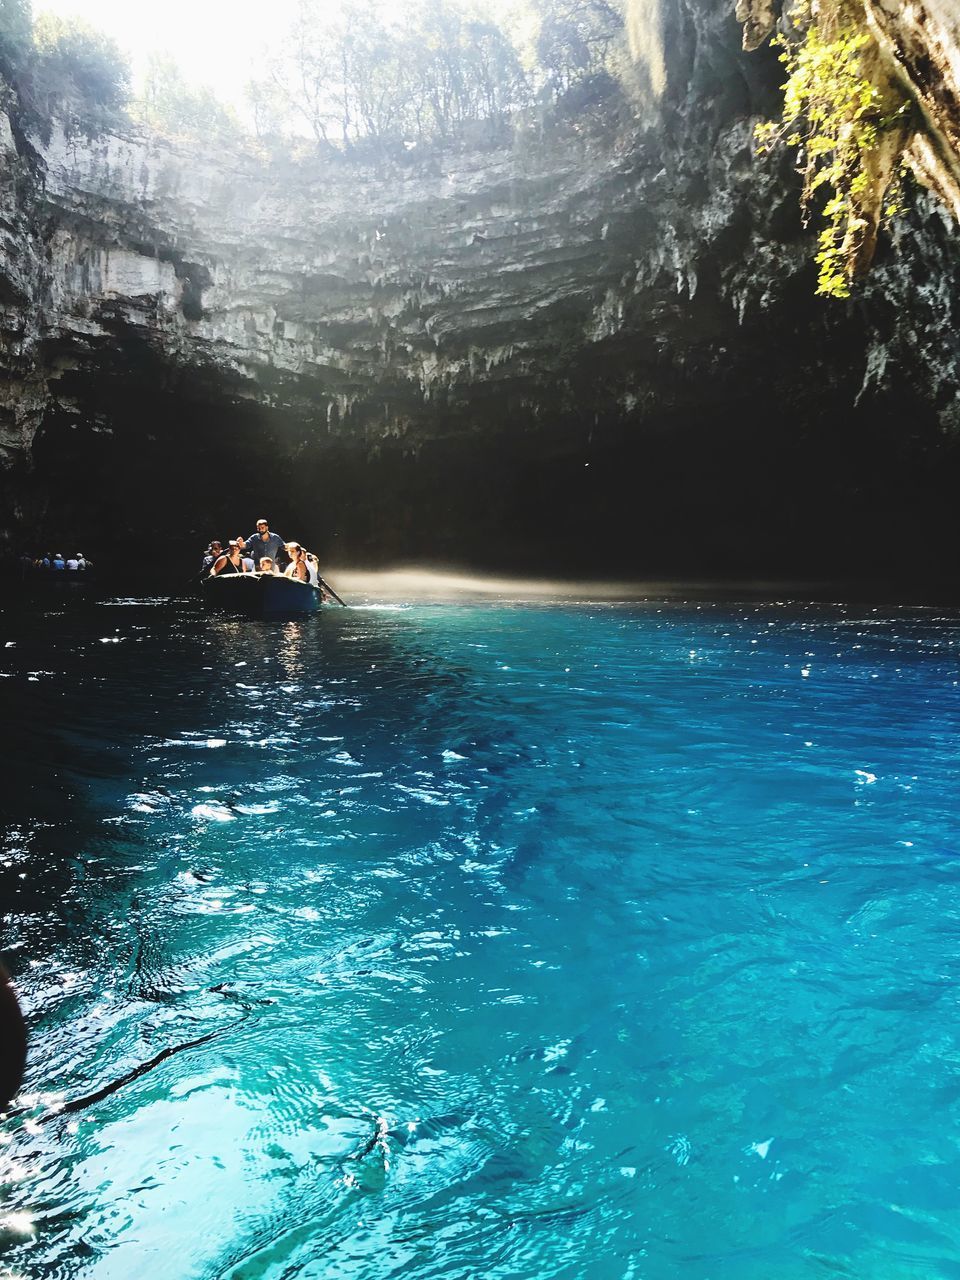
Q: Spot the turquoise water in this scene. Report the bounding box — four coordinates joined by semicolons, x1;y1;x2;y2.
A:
2;593;960;1279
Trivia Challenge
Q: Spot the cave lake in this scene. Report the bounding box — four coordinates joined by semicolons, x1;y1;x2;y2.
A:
2;585;960;1280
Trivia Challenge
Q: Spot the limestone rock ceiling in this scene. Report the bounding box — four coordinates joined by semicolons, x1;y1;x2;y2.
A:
31;126;739;447
10;116;841;456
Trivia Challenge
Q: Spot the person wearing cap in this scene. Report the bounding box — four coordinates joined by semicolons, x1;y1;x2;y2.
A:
209;540;249;575
244;519;287;570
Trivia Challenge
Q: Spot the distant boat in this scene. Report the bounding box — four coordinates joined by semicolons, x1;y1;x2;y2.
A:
14;567;94;593
202;572;322;616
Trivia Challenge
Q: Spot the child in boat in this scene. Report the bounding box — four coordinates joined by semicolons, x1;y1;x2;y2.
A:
259;557;279;574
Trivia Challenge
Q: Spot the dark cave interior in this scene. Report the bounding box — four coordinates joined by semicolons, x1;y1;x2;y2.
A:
15;324;960;593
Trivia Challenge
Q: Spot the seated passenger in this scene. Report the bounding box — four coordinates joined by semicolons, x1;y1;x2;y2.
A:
210;540;249;575
259;557;279;574
201;540;222;573
304;552;320;587
284;543;309;583
236;536;255;573
66;555;79;571
52;552;65;571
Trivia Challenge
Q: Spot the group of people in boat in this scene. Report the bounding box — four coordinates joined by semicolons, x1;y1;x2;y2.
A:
202;518;324;590
23;551;91;573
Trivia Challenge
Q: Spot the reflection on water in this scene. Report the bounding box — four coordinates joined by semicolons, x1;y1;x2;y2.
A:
1;590;960;1278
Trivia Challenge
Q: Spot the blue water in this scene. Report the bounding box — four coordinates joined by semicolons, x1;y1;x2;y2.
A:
2;591;960;1279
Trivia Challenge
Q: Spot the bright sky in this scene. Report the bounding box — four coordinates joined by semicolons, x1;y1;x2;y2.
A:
36;0;530;113
35;0;309;109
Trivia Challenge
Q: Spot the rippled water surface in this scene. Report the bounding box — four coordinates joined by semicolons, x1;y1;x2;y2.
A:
2;590;960;1279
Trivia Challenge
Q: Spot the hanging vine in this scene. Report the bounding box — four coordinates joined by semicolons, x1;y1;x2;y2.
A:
753;0;913;298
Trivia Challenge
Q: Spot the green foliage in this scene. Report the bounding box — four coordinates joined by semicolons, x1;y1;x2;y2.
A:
33;14;127;108
0;2;128;143
250;0;531;149
0;0;636;155
0;0;32;76
533;0;625;101
30;13;128;137
133;54;240;142
754;0;911;298
249;0;628;150
411;0;529;139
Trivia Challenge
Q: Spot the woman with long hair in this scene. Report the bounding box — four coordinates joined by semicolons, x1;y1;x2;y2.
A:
284;543;309;583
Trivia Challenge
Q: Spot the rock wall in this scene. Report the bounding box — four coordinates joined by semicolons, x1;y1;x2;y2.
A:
866;0;960;218
1;0;960;580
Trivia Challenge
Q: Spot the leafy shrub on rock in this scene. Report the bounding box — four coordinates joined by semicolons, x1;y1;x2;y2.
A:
0;0;128;144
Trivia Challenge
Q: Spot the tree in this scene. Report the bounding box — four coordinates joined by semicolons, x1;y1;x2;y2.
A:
0;0;32;84
0;1;129;143
247;0;530;150
465;17;530;127
253;0;352;147
533;0;625;102
133;53;240;142
31;13;129;137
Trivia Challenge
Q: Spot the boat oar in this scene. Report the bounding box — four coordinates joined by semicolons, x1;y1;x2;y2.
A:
318;575;347;607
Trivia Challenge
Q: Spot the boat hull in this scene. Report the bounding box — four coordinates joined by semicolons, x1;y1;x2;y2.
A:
202;573;321;616
9;571;94;600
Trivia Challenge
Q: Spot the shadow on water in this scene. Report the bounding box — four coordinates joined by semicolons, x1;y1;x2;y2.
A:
0;592;482;967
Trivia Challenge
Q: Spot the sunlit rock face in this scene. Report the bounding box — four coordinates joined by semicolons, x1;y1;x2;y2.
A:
2;0;960;578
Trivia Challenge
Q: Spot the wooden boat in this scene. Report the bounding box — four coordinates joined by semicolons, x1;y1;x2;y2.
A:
20;567;93;585
202;571;322;616
11;569;94;597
